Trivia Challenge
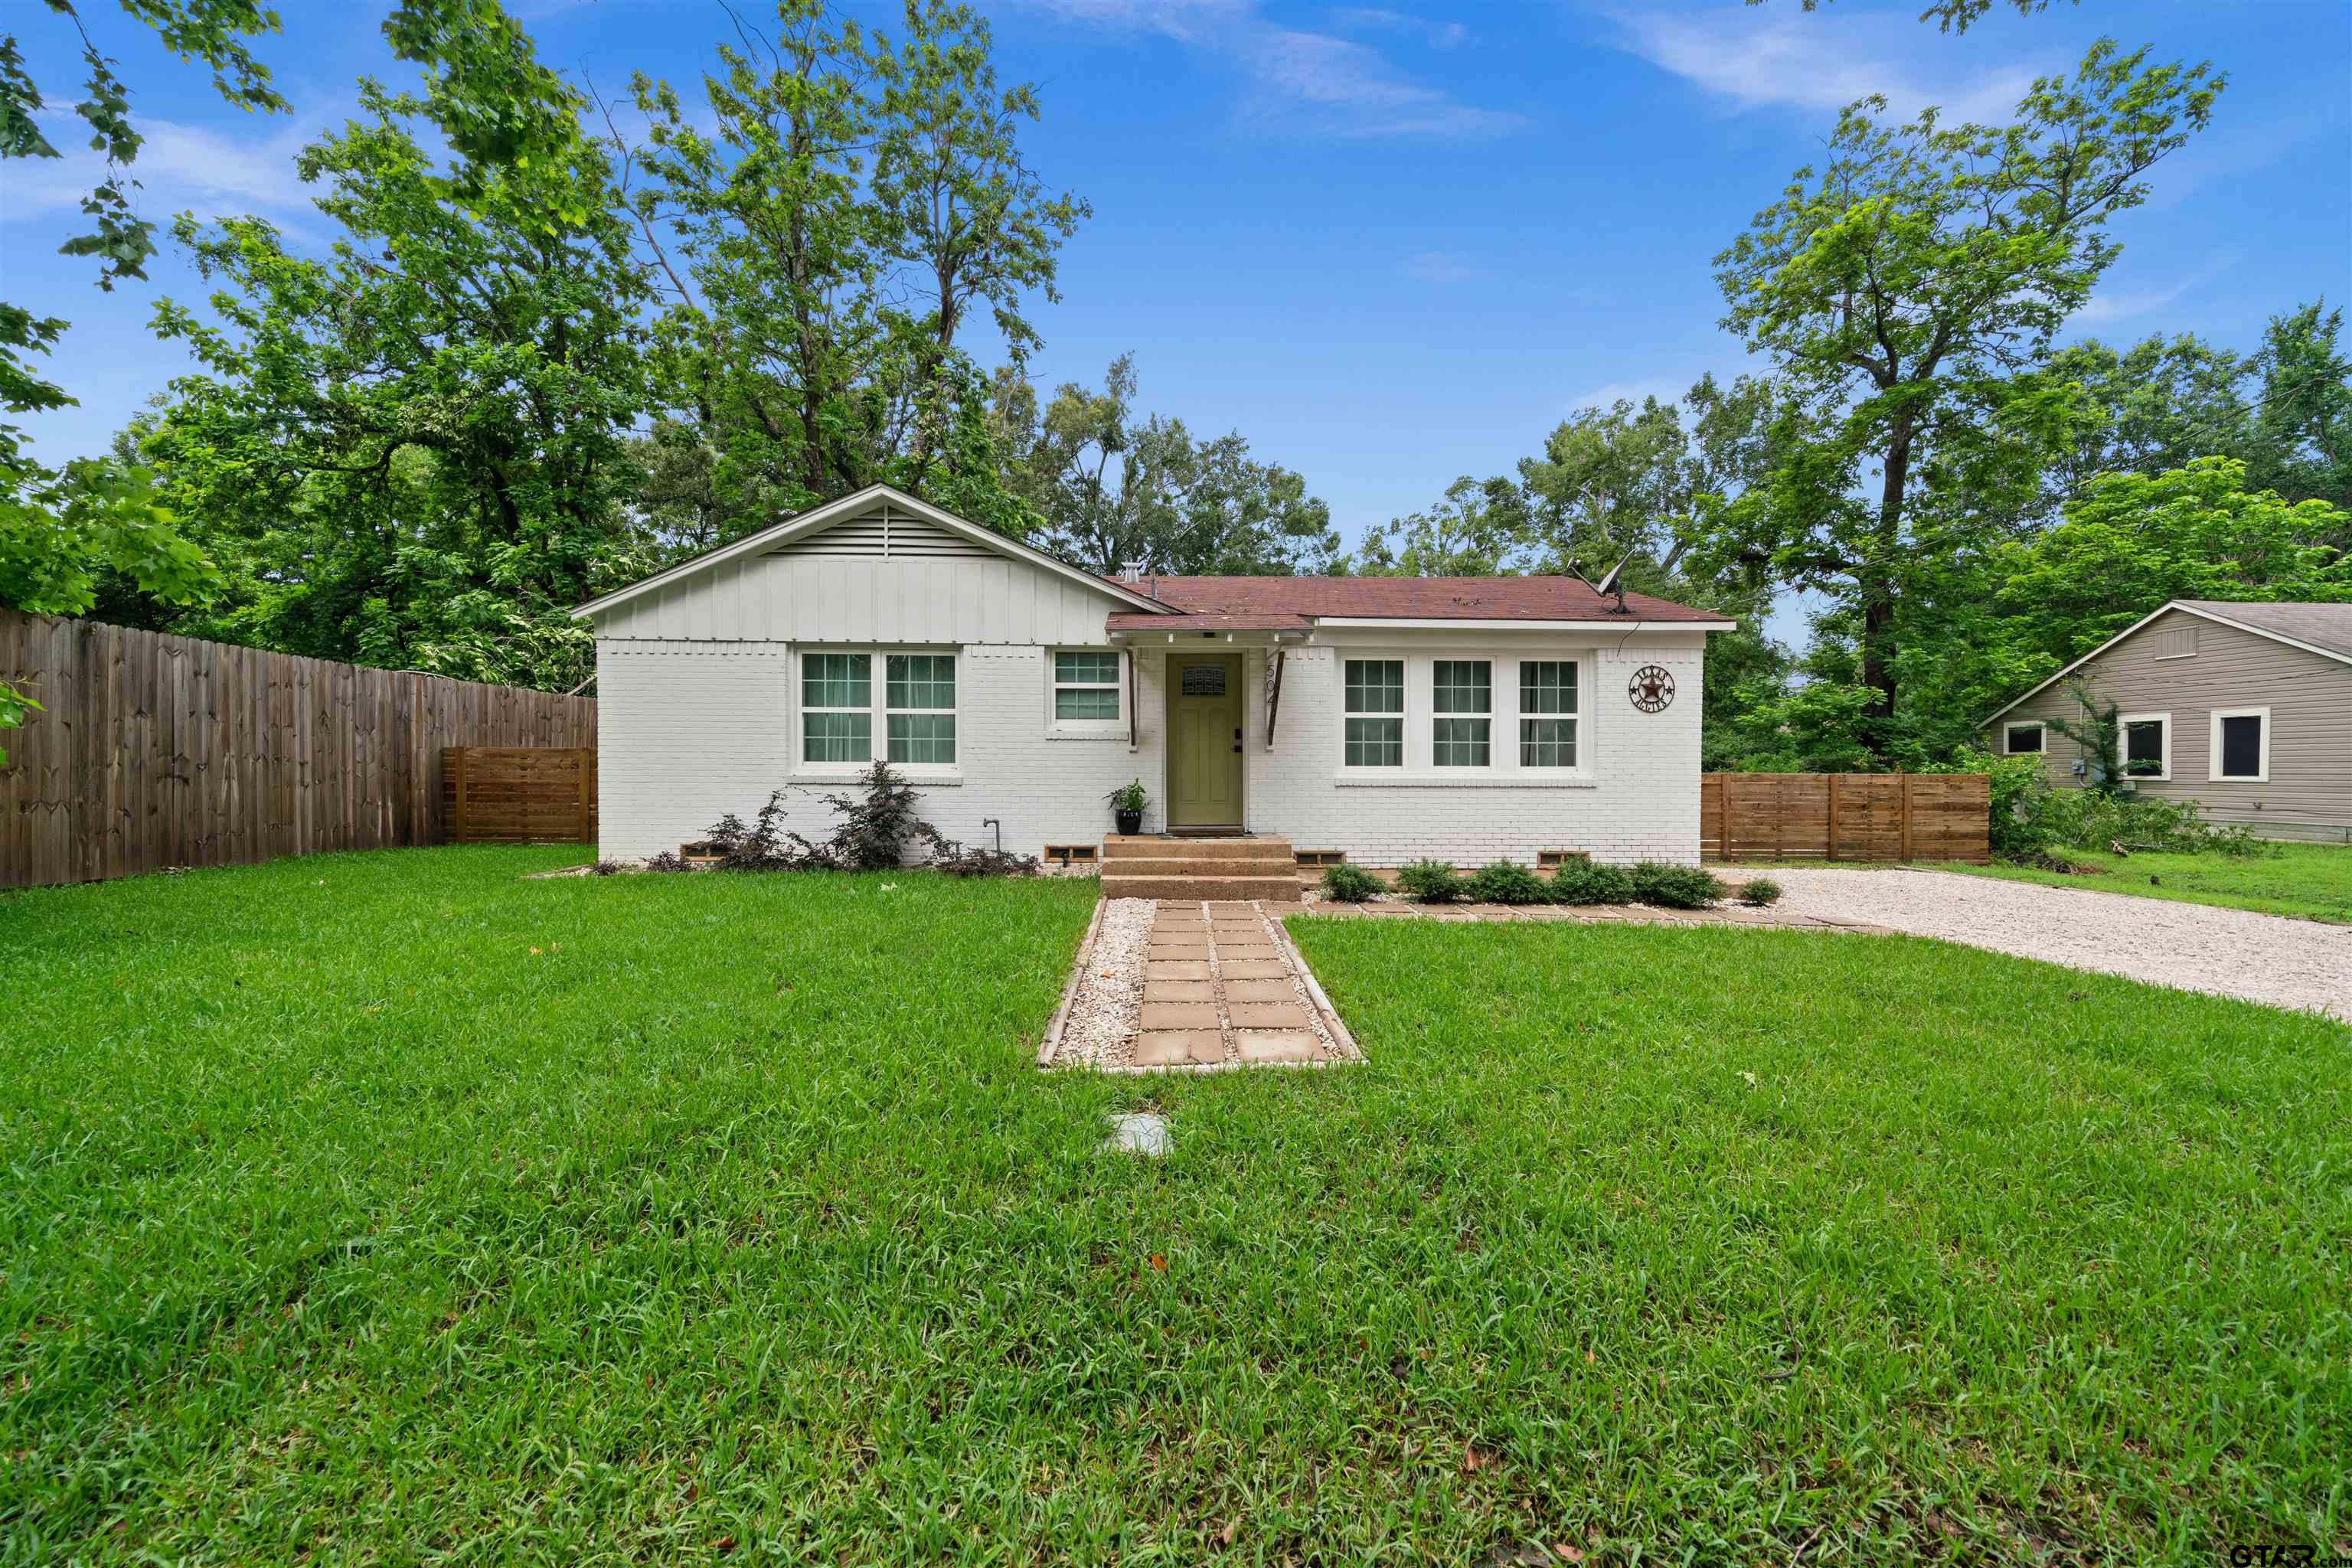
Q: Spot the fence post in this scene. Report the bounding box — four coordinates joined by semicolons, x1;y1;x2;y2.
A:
1898;773;1914;862
1718;777;1733;864
1825;773;1840;863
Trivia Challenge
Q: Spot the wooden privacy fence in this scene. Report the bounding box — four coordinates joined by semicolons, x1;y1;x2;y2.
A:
443;746;596;844
2;610;596;890
1702;773;1991;864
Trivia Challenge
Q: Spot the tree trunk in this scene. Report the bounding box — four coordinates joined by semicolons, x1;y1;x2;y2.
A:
1862;405;1917;726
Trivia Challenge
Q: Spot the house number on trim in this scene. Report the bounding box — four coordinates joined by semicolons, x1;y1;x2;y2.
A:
1628;665;1676;714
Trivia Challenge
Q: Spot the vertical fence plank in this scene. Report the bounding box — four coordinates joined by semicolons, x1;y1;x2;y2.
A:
1700;771;1986;864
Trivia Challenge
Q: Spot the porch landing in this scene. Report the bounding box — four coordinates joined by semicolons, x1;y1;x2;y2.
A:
1099;834;1307;903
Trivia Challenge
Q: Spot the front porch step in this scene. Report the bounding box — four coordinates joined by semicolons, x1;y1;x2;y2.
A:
1099;856;1299;878
1102;835;1295;863
1100;874;1307;901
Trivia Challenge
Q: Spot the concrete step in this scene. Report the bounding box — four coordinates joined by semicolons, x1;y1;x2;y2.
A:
1099;856;1298;878
1100;874;1306;901
1102;835;1294;862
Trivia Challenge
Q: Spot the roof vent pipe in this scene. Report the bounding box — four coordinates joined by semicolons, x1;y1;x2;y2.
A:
1120;560;1144;583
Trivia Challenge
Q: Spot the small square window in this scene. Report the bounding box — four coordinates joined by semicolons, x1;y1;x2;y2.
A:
1054;651;1121;721
2005;723;2044;755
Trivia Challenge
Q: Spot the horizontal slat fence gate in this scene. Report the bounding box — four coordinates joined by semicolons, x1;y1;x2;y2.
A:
1701;773;1989;864
443;747;596;844
1;610;596;890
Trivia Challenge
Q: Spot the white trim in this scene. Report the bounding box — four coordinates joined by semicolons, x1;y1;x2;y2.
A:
1044;647;1126;740
2002;720;2047;756
2118;710;2171;782
2209;707;2271;782
1308;616;1734;632
573;484;1171;621
789;645;964;783
1984;601;2352;724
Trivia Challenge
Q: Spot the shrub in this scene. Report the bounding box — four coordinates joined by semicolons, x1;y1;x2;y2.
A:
1737;877;1783;908
932;840;1040;877
1395;859;1464;903
1319;862;1383;903
1629;860;1727;910
1464;859;1550;905
814;762;943;871
1549;858;1634;905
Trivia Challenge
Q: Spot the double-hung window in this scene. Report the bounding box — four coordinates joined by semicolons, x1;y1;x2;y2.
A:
802;651;956;768
1519;660;1577;768
1431;659;1491;767
1344;659;1404;767
1054;652;1121;720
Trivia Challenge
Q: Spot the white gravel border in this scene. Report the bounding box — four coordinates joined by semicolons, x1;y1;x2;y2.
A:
1039;897;1155;1068
1762;867;2352;1024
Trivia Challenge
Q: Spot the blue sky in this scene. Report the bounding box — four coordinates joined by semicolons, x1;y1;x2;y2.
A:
5;0;2348;641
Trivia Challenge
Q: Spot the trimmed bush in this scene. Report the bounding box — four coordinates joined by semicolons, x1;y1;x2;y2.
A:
1464;859;1550;905
1319;863;1383;903
1550;858;1634;905
1737;877;1784;908
1629;860;1727;910
1395;859;1465;903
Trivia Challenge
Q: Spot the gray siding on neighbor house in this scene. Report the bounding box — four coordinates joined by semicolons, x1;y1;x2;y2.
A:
1990;607;2352;841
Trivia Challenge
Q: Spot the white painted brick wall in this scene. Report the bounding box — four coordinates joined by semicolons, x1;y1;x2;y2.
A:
596;635;1704;866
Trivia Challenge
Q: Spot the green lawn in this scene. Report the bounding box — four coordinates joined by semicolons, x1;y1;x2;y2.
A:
1937;841;2352;924
3;848;2347;1563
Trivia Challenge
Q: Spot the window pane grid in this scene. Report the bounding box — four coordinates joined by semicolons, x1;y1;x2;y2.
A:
803;652;869;710
1056;688;1119;720
1345;659;1403;714
1053;651;1120;722
1519;661;1576;715
1432;660;1491;716
803;710;871;763
1055;652;1119;684
1432;717;1490;767
887;712;956;765
1345;717;1403;767
887;654;955;711
1521;717;1576;768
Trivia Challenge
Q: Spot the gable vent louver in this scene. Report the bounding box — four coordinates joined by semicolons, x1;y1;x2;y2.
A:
768;505;994;560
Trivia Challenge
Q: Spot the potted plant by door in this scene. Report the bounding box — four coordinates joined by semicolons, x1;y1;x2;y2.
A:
1108;779;1147;837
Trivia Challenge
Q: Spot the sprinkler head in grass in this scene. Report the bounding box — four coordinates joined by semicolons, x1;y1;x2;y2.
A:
1103;1112;1169;1157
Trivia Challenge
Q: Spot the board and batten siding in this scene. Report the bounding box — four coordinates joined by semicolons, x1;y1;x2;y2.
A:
1990;606;2352;841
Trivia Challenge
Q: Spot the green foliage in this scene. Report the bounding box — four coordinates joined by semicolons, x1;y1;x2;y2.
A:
1628;861;1728;910
1106;778;1146;813
1700;41;2221;749
1318;862;1383;903
1462;860;1550;906
1980;751;2059;862
1737;877;1784;907
1548;857;1635;906
1394;858;1464;904
2037;791;2268;859
995;355;1338;574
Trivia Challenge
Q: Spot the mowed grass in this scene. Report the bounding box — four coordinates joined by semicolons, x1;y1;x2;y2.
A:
1937;841;2352;924
2;848;2347;1564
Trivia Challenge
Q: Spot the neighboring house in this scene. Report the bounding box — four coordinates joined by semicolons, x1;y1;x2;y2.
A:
573;484;1735;867
1984;600;2352;844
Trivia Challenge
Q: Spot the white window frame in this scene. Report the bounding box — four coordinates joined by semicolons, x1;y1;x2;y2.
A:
1429;658;1494;769
1331;648;1594;785
2118;711;2170;782
1045;648;1125;739
793;646;962;782
1516;658;1580;769
1339;655;1407;769
2209;706;2270;782
2003;720;2046;756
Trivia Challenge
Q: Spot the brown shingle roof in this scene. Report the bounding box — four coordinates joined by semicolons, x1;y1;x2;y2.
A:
1104;575;1730;632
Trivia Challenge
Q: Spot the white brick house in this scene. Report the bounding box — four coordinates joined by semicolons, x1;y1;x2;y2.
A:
574;485;1733;867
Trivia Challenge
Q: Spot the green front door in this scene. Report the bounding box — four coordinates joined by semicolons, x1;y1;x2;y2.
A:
1168;654;1244;828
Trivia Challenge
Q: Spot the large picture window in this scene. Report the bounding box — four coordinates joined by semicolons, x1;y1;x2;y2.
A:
1431;659;1491;767
802;650;956;768
1344;659;1403;767
1053;651;1121;720
1518;660;1577;768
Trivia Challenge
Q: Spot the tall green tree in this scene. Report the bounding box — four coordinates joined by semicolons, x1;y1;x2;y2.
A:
1702;40;2221;750
996;355;1338;575
1354;476;1532;577
136;4;653;689
2246;301;2352;521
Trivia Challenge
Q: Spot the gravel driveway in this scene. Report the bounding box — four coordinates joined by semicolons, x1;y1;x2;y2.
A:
1763;867;2352;1024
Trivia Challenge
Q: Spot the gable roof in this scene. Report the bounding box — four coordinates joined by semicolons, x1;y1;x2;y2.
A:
1983;599;2352;724
570;483;1174;622
1103;575;1735;632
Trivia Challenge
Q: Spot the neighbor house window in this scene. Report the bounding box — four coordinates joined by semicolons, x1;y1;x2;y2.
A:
2120;712;2168;779
1053;651;1121;720
2210;707;2269;782
1431;659;1491;767
802;650;956;768
1519;660;1577;768
1344;659;1403;767
802;652;872;763
2004;722;2043;755
885;654;956;764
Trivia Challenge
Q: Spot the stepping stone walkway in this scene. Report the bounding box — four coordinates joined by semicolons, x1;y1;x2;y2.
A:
1044;900;1359;1072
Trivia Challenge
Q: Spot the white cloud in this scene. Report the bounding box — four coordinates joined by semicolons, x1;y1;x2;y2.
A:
1019;0;1520;139
1329;8;1473;50
3;107;328;229
1609;7;2045;125
2073;247;2248;327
